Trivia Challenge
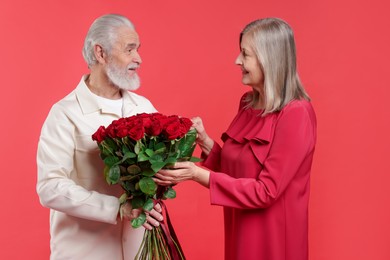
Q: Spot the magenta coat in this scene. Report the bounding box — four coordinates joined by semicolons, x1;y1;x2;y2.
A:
203;95;317;260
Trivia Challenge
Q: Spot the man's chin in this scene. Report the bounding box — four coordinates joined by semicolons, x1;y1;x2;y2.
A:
118;79;140;91
120;84;140;91
111;76;140;91
106;66;141;91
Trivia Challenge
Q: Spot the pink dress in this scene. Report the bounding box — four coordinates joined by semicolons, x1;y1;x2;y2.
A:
203;95;317;260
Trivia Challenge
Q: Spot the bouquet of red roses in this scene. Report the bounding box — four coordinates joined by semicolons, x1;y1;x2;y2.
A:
92;113;199;260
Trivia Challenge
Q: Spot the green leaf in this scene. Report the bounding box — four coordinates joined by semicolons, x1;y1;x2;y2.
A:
127;165;141;175
164;157;177;168
170;151;180;159
138;152;149;162
103;165;110;181
104;156;120;167
134;141;141;154
145;148;154;157
119;193;128;205
151;161;166;173
131;212;147;228
101;146;113;157
143;198;154;211
107;165;120;184
132;190;144;196
154;142;166;153
131;196;145;209
149;154;164;164
142;168;156;177
148;139;155;149
163;187;177;199
123;181;136;193
165;157;177;164
122;144;130;154
178;129;197;158
105;138;118;151
122;151;137;161
189;156;202;162
139;177;157;195
120;175;137;181
125;159;136;165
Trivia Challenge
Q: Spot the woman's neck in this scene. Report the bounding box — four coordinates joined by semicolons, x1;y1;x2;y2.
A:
252;89;265;109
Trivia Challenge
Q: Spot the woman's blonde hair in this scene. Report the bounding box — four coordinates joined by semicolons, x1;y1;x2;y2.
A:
240;18;310;115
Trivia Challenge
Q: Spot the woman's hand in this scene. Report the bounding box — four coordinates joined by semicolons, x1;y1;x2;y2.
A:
120;202;163;230
154;161;211;188
192;117;214;156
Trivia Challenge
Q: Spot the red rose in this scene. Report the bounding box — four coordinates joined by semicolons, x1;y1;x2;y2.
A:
92;126;107;143
164;121;182;140
147;120;163;136
178;125;188;137
166;115;179;123
116;121;129;138
161;115;179;129
128;125;144;140
150;113;166;121
106;123;117;138
127;118;145;141
116;117;127;125
137;113;152;119
179;117;192;133
125;115;139;123
141;117;153;134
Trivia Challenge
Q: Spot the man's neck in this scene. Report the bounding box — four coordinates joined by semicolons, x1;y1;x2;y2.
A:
86;70;122;100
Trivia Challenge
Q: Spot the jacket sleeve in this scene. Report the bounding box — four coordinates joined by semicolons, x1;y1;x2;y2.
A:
209;103;316;209
36;106;119;224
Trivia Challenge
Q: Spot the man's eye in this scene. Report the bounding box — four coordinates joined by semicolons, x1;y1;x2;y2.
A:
127;48;140;54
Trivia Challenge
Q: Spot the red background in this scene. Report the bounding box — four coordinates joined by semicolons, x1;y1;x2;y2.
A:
1;0;390;259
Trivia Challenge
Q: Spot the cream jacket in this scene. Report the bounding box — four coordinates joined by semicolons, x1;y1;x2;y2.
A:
37;76;157;259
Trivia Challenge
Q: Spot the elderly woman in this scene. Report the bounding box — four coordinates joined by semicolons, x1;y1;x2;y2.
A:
155;18;317;260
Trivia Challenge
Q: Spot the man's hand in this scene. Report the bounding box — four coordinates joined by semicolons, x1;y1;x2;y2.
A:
120;202;163;230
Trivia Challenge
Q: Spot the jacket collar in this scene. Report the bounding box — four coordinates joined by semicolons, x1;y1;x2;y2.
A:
75;75;139;116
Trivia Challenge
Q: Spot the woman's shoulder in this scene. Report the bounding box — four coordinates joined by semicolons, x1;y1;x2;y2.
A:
283;99;314;113
278;99;316;124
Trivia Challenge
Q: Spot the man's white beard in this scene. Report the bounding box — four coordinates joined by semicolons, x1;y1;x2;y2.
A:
106;61;140;91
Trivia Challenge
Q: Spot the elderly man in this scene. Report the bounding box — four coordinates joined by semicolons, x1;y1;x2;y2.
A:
37;14;162;259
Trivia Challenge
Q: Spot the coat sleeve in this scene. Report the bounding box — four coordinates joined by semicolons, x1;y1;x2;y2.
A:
36;105;119;224
209;103;316;209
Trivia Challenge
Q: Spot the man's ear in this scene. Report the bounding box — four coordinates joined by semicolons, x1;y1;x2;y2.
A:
93;44;107;64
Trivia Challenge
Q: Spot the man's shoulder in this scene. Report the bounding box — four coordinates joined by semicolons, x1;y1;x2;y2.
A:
43;89;78;121
52;89;78;109
123;91;157;114
127;91;150;102
125;91;155;108
52;76;88;111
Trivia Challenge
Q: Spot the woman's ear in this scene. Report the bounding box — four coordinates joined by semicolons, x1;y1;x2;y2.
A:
93;44;107;64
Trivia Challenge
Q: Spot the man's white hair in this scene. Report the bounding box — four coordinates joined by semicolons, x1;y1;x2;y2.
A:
82;14;135;67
